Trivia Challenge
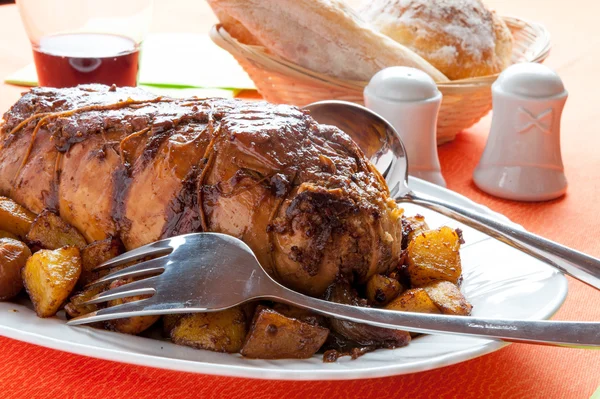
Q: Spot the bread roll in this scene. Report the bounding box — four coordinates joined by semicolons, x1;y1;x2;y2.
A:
211;8;261;45
361;0;513;80
207;0;449;82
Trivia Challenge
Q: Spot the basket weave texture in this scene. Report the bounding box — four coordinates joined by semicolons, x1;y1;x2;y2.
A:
210;16;551;144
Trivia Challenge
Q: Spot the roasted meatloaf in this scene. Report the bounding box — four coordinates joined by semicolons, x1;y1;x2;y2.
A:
0;85;404;297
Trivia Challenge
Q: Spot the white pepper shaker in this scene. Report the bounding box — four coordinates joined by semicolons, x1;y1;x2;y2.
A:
473;63;568;201
364;66;446;187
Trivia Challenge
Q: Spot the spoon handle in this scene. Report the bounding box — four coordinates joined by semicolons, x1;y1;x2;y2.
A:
401;190;600;290
264;286;600;348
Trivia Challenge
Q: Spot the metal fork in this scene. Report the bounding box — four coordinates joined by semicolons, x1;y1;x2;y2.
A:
67;233;600;348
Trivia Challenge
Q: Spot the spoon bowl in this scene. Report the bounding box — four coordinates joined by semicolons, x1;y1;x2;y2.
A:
303;100;600;290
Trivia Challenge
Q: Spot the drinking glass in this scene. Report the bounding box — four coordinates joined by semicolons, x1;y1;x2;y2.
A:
16;0;153;87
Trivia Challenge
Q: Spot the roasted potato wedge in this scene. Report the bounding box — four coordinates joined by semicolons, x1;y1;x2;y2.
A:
423;281;472;316
79;237;124;287
241;306;329;359
64;284;105;319
0;196;36;239
106;311;160;335
385;288;441;314
22;246;82;317
402;215;430;247
171;307;247;353
365;274;402;306
0;238;32;300
385;288;442;337
26;210;88;251
407;226;462;287
0;230;18;240
272;303;327;327
105;279;160;334
162;314;186;337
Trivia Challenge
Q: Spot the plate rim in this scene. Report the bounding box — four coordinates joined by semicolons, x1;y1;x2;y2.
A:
0;177;569;380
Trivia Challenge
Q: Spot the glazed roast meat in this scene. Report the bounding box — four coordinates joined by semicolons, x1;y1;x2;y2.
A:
0;85;404;297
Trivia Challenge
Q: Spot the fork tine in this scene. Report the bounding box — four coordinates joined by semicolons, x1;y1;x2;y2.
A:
93;244;172;272
82;277;158;305
67;297;160;325
85;257;166;288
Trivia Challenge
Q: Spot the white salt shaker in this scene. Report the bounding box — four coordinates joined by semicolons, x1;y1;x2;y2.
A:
473;63;568;201
364;66;446;187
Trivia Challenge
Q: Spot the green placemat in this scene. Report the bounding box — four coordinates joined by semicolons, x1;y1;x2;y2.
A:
5;32;256;97
138;85;236;98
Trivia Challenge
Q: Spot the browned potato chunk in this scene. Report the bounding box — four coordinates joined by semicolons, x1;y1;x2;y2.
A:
162;314;186;337
26;210;87;251
365;274;402;306
105;279;159;334
0;197;36;239
407;226;462;287
0;230;18;240
403;215;430;246
241;307;329;359
79;237;123;287
272;303;327;327
385;288;441;314
106;311;160;335
22;246;82;317
64;284;105;319
0;238;32;300
423;281;472;316
171;307;247;353
385;288;441;338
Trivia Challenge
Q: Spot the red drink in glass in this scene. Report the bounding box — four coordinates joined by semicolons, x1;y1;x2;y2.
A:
32;33;139;88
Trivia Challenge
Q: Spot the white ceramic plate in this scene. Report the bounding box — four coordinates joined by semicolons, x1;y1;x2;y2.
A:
0;177;568;380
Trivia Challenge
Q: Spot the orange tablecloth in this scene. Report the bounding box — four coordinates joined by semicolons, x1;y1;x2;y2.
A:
0;1;598;398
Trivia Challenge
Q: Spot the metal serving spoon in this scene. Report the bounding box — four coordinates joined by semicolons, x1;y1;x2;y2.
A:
303;100;600;290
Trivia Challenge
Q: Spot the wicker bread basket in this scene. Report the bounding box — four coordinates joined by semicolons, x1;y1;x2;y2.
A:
210;16;551;144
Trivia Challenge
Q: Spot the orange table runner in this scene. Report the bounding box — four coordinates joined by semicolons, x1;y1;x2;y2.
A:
0;1;598;398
